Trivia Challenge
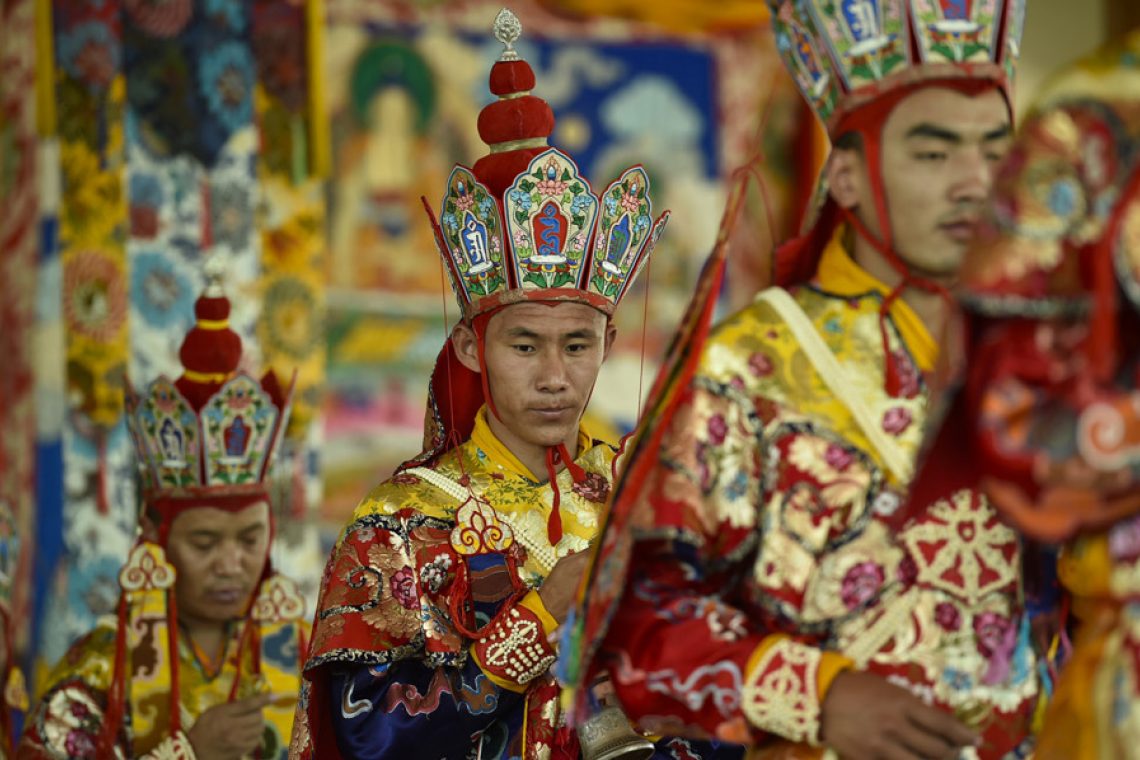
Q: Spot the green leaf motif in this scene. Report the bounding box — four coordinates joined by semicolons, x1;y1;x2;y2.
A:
569;182;584;194
932;43;957;60
520;179;535;192
553;272;574;288
524;272;548;288
591;275;605;291
880;53;905;76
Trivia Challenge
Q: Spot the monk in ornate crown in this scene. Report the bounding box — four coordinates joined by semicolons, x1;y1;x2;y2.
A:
565;1;1041;758
290;10;740;760
19;262;309;759
906;24;1140;760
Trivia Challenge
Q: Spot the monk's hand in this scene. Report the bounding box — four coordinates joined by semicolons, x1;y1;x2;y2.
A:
537;550;592;625
186;693;270;760
820;671;977;760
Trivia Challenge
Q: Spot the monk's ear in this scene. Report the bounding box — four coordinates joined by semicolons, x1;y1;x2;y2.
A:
138;510;160;543
825;144;866;211
451;322;482;373
602;322;617;361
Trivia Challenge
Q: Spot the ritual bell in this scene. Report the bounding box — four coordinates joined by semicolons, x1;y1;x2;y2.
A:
576;704;655;760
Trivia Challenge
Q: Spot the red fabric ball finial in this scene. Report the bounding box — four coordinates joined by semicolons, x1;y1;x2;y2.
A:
176;293;243;410
477;96;554;145
472;59;556;197
489;59;535;95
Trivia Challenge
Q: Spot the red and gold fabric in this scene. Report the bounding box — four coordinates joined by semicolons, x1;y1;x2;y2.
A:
907;27;1140;760
21;269;308;758
575;233;1039;757
0;0;42;750
291;408;618;760
19;542;308;759
292;10;734;760
928;28;1140;541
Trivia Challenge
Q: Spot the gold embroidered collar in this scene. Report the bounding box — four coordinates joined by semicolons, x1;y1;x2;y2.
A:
814;228;938;372
469;405;594;482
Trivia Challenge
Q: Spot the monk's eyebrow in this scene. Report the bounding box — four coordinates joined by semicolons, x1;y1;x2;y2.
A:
982;124;1013;142
905;123;1012;143
905;123;962;143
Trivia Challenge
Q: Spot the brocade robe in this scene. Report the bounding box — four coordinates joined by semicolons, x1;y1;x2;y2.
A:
19;555;306;760
926;28;1140;758
586;233;1040;758
291;409;743;760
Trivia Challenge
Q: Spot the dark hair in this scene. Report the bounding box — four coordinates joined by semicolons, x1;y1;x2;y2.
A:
832;131;864;152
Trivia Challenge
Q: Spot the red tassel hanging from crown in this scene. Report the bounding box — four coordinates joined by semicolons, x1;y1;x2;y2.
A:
543;443;587;546
545;447;564;546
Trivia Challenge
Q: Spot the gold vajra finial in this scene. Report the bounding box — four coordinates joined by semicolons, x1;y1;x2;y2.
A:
493;8;522;62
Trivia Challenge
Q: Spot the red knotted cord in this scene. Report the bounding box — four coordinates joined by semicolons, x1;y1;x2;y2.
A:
167;590;182;734
636;258;652;421
841;205;953;397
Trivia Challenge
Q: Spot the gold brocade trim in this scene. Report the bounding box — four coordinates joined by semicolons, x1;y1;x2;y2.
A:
470;406;595;482
471;408;541;480
900;490;1018;606
182;369;228;384
406;465;562;573
814;228;937;372
119;542;177;592
404;466;470;502
141;730;196;759
490;137;549;154
195;318;230;330
741;638;823;745
450;499;516;556
842;586;919;667
755;287;913;483
251;575;307;623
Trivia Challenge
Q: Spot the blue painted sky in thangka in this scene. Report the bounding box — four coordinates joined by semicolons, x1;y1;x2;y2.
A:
363;22;720;183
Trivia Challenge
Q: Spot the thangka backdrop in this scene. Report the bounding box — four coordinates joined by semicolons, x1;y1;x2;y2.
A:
0;0;42;718
29;0;328;679
319;0;817;523
8;0;817;691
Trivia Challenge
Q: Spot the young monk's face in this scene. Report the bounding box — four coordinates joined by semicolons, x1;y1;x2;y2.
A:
832;86;1012;281
455;301;615;453
165;501;270;625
